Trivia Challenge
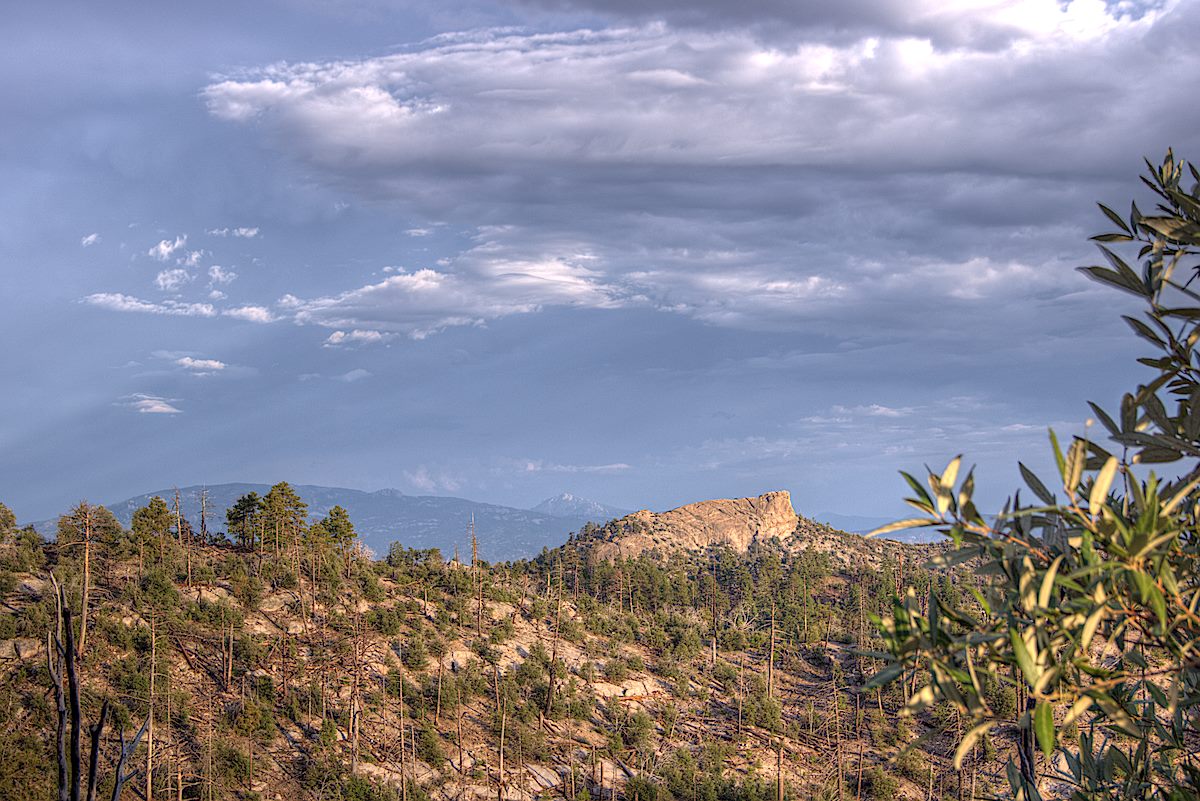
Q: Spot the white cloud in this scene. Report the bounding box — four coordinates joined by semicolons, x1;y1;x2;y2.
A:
208;265;237;285
204;12;1171;179
207;226;259;238
831;403;914;418
403;466;462;493
514;0;1160;45
84;293;216;317
521;460;632;474
337;368;372;382
175;356;227;372
122;393;182;414
405;228;432;237
324;329;394;347
289;250;624;339
154;268;193;291
209;289;227;300
80;233;100;247
148;235;187;262
195;8;1197;362
180;250;203;267
200;17;1181;340
224;305;276;323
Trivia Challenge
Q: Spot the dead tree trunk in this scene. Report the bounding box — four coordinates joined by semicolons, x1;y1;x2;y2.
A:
86;701;110;801
111;716;151;801
48;627;69;801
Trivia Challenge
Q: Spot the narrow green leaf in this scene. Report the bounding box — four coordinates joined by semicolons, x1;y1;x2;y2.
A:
1038;555;1064;609
1080;605;1106;650
1089;456;1118;515
1019;462;1055;505
953;720;996;770
1163;473;1200;514
1079;265;1145;297
864;661;904;689
1049;429;1066;479
1098;203;1132;234
940;455;962;492
1087;402;1121;437
1010;627;1040;685
1065;439;1086;495
867;518;936;538
1034;701;1055;759
1061;694;1093;727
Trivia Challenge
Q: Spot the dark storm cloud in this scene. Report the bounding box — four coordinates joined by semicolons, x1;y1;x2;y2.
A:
197;8;1199;343
507;0;1173;47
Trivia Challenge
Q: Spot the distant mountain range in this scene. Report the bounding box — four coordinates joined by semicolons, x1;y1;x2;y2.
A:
531;492;631;522
35;484;628;562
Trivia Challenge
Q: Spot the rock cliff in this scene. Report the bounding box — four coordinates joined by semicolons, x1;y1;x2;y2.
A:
590;490;799;560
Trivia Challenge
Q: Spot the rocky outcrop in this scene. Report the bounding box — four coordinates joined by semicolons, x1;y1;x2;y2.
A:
590;491;798;560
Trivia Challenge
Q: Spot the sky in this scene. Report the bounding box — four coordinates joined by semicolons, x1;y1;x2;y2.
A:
3;0;1199;523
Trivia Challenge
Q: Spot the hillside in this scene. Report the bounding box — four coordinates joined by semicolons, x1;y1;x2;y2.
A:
0;491;1011;801
575;491;930;569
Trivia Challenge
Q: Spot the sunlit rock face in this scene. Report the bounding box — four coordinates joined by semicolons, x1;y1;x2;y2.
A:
592;490;799;560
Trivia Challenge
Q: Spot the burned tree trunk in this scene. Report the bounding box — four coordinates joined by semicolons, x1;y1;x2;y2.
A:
86;701;110;801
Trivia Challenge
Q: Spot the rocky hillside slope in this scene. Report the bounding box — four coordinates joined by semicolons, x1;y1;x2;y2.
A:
0;492;1001;801
580;491;927;569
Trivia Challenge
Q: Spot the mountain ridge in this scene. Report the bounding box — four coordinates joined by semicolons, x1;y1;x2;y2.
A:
33;482;604;562
531;492;631;522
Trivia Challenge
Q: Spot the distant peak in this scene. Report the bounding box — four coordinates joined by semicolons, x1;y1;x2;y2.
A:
531;492;630;521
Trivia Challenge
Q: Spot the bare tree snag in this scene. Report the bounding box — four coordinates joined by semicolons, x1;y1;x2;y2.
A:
86;701;110;801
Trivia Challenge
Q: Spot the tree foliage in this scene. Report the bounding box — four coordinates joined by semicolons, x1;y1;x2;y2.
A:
869;151;1200;800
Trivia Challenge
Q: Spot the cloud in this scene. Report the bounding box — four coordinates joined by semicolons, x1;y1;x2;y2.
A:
290;254;623;339
122;393;182;415
203;14;1176;179
207;265;237;285
84;293;216;317
175;356;226;373
148;235;187;262
224;305;276;323
180;250;203;267
202;9;1198;345
831;403;914;418
80;233;100;247
207;227;260;238
324;329;394;347
511;0;1163;46
337;368;372;382
521;460;633;473
154;268;193;291
403;466;462;493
